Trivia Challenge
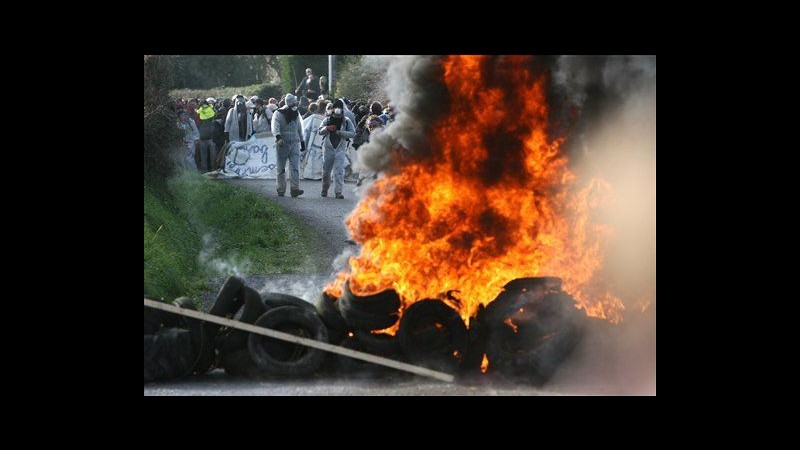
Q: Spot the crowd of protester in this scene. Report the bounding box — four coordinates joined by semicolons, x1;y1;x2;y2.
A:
173;68;396;199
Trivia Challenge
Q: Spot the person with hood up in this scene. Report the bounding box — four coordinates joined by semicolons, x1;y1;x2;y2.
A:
301;103;326;180
356;114;385;186
296;68;318;100
318;99;355;199
298;96;310;118
187;99;200;126
212;98;231;169
341;98;357;125
252;98;271;134
271;93;306;197
319;75;328;98
224;99;253;143
264;98;277;122
177;110;199;170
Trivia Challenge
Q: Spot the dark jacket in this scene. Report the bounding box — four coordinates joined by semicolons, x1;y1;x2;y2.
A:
198;117;216;141
297;76;318;99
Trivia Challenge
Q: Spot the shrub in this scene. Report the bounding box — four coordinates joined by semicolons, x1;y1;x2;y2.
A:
276;55;328;95
144;55;181;182
333;55;390;104
170;83;284;104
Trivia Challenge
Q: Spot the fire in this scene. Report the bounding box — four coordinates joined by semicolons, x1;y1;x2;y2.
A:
325;55;624;324
503;318;519;333
481;354;489;373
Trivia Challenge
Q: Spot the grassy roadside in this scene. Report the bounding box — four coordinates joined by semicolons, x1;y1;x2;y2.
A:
144;170;325;301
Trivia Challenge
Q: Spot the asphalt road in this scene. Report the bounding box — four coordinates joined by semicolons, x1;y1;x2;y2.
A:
145;178;656;396
144;314;655;396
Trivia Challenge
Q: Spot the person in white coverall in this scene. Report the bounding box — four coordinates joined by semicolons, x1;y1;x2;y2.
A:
318;99;355;199
271;93;306;197
177;110;199;170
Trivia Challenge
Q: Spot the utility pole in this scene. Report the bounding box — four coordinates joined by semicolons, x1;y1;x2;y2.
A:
328;55;334;97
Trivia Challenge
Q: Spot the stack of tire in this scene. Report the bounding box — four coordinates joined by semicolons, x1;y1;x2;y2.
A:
145;276;336;381
464;277;586;385
212;276;267;377
317;281;469;376
247;291;328;377
144;296;216;384
146;275;585;384
319;282;404;376
210;276;330;378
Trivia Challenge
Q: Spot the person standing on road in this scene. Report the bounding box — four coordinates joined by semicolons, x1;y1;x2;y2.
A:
225;99;252;143
252;98;270;134
318;99;355;199
301;103;326;180
177;110;200;170
213;98;231;170
271;93;305;197
196;98;217;172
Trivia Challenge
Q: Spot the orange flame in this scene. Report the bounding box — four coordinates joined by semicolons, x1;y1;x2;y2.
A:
325;55;623;324
481;354;489;373
504;317;519;333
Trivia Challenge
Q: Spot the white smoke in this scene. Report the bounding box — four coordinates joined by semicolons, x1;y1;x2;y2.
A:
198;233;252;278
549;56;656;394
257;275;329;304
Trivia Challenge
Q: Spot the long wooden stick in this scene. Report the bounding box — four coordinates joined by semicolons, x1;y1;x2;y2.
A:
144;298;454;383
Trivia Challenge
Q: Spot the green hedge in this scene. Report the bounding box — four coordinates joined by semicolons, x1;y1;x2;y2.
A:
170;83;284;103
145;55;181;182
276;55;329;95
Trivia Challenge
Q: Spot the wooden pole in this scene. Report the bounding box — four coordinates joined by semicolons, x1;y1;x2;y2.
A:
144;298;454;383
328;55;334;97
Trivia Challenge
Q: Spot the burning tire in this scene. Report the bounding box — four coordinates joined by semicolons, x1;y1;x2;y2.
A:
338;303;400;331
334;334;404;377
483;277;562;325
484;322;522;375
248;306;329;376
503;277;562;293
338;282;401;330
341;281;401;315
398;299;468;373
261;291;317;314
486;321;583;384
315;292;348;344
484;291;585;383
515;321;583;384
354;330;400;355
462;304;491;374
